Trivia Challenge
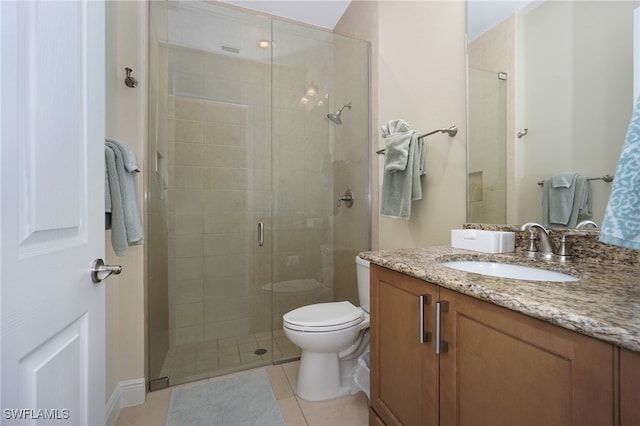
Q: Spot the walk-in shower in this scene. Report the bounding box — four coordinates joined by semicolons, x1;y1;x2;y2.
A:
147;1;370;388
327;102;352;124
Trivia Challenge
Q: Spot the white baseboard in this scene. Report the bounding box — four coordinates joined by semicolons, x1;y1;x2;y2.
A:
120;378;146;407
105;378;146;426
105;387;121;426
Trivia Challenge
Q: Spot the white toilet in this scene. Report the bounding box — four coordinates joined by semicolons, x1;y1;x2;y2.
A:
282;256;371;401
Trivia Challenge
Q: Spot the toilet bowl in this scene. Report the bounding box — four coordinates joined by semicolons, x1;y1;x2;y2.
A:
282;256;370;401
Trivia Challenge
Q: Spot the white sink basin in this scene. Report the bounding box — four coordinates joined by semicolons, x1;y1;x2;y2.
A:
442;261;579;282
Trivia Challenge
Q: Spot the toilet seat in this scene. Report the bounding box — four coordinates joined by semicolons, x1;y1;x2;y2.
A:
283;301;364;332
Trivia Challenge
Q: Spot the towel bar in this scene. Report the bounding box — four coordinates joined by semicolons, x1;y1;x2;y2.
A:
537;174;614;186
376;125;457;155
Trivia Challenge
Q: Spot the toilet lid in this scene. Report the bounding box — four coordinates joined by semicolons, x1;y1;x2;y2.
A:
283;301;364;332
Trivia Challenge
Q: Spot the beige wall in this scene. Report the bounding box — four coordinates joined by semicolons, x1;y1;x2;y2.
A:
105;0;147;401
376;1;467;248
337;1;467;250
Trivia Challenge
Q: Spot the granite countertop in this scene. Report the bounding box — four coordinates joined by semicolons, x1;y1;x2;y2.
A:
359;246;640;352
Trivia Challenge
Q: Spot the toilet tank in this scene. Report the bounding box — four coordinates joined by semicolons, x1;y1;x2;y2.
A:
355;256;371;313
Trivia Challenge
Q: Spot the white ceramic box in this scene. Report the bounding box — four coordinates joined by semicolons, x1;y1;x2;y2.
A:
451;229;515;253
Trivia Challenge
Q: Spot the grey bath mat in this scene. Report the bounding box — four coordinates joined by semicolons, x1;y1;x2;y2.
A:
165;369;286;426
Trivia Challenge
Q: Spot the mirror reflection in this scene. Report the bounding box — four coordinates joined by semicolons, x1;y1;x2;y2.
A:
467;0;639;228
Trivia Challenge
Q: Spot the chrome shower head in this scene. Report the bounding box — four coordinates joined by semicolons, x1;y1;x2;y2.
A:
327;102;352;124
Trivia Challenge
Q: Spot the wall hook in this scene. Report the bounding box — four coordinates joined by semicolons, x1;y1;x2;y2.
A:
517;128;528;139
124;67;138;88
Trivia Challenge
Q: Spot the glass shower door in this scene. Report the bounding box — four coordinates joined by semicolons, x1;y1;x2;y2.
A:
468;68;507;224
148;1;274;386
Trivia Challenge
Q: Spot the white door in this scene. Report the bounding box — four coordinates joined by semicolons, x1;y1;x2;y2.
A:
1;1;106;425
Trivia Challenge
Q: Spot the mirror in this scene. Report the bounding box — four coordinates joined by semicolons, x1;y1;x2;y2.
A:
467;0;638;228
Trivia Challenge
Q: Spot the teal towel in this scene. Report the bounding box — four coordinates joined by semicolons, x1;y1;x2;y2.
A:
380;120;425;219
600;96;640;249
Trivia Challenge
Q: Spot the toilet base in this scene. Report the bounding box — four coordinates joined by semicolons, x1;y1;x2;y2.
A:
296;351;350;401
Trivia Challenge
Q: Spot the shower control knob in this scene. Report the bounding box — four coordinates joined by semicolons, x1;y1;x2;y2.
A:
337;189;354;208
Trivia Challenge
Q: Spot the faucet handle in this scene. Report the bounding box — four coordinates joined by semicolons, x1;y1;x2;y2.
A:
520;222;544;232
576;220;598;229
520;222;554;259
556;232;588;261
522;228;539;257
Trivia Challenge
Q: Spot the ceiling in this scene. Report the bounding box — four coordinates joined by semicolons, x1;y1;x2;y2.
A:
467;0;537;41
218;0;352;29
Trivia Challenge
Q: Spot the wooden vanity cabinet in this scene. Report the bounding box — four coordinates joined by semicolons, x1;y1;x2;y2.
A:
370;264;439;426
439;286;615;426
620;348;640;425
370;264;616;426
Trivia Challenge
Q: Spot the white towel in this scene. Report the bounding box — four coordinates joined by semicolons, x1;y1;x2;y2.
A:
600;96;640;249
105;139;144;255
380;120;426;219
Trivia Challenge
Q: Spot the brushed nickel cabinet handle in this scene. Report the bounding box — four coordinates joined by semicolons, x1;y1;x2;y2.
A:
419;294;432;343
436;301;449;354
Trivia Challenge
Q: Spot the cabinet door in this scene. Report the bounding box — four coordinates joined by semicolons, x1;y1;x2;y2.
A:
620;348;640;425
370;265;439;426
439;287;615;426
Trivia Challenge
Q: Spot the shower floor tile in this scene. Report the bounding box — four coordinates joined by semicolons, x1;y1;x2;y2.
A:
161;332;301;385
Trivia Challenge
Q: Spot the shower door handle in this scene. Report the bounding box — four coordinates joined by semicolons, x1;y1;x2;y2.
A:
257;222;264;247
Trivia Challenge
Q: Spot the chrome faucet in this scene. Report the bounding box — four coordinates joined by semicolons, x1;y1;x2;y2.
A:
520;222;555;260
520;222;589;262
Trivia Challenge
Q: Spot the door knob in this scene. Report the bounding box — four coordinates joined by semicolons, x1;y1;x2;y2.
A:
91;258;122;283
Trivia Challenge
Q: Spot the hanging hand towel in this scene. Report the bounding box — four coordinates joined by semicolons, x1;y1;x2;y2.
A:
543;172;591;228
380;120;426;219
600;96;640;249
381;119;412;172
542;172;591;228
543;172;578;226
105;145;128;255
105;139;144;255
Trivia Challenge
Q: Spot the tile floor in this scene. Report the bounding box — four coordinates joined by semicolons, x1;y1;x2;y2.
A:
159;330;302;386
116;360;370;426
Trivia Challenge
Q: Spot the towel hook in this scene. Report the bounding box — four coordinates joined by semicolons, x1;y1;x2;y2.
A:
124;67;138;88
